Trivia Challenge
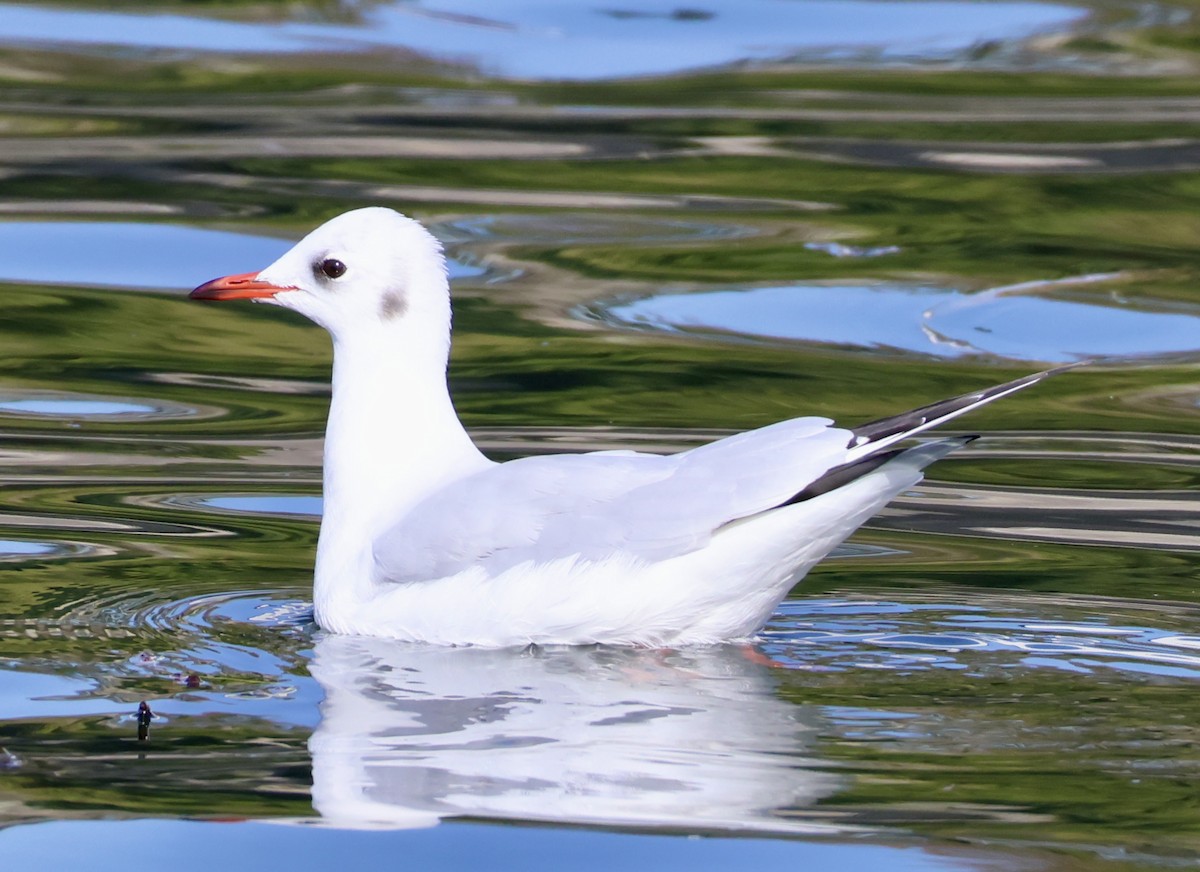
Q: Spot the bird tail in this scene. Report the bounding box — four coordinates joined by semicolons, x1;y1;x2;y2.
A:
845;363;1079;461
782;436;974;507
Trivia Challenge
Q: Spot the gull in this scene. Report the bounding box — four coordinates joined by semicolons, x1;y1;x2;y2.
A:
192;207;1065;647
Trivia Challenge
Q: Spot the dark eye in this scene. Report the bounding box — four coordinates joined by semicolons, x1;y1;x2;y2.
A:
318;258;347;279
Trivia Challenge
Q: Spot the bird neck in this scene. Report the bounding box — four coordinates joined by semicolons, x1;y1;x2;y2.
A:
313;325;490;627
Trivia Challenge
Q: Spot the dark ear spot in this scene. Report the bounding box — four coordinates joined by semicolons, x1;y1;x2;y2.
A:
380;291;407;321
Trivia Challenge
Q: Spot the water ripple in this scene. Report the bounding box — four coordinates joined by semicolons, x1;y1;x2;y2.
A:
0;389;206;421
0;221;484;291
0;0;1087;80
762;597;1200;679
0;537;105;562
594;275;1200;363
2;586;316;725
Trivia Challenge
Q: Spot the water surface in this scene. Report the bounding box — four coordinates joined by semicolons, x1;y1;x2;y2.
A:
0;222;484;290
0;1;1198;870
0;0;1088;78
599;279;1200;362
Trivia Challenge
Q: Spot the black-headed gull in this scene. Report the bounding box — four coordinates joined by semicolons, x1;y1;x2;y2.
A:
192;207;1064;647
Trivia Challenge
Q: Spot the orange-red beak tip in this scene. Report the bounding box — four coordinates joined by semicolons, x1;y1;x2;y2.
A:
190;271;291;301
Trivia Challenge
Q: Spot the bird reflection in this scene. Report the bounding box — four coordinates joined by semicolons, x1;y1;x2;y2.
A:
307;635;841;833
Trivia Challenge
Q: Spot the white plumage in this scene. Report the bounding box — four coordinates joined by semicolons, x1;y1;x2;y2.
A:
192;207;1062;647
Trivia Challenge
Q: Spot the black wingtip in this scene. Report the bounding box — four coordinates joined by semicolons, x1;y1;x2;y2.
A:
849;365;1075;450
781;449;905;506
783;434;977;507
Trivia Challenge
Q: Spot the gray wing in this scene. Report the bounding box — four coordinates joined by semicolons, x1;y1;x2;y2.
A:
373;416;853;582
373;366;1073;583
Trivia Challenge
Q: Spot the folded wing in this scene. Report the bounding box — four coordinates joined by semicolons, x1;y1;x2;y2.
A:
373;416;853;582
373;366;1069;584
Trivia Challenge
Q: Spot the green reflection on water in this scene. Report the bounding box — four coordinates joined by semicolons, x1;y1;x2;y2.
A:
780;667;1200;858
0;4;1197;868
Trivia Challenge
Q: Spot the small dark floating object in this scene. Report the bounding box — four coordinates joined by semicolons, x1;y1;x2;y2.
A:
137;701;155;742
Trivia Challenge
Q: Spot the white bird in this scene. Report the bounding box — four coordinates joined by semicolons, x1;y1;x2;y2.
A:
192;207;1064;647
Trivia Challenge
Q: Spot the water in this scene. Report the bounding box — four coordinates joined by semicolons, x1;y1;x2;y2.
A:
0;222;484;290
1;1;1199;869
0;0;1087;78
597;277;1200;362
1;819;1003;872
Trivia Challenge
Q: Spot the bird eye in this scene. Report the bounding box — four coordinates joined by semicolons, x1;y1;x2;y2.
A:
318;258;347;279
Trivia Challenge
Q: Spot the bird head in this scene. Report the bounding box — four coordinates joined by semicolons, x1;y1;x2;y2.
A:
191;207;451;342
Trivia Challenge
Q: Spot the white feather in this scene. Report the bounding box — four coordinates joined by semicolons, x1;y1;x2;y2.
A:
193;207;1061;647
